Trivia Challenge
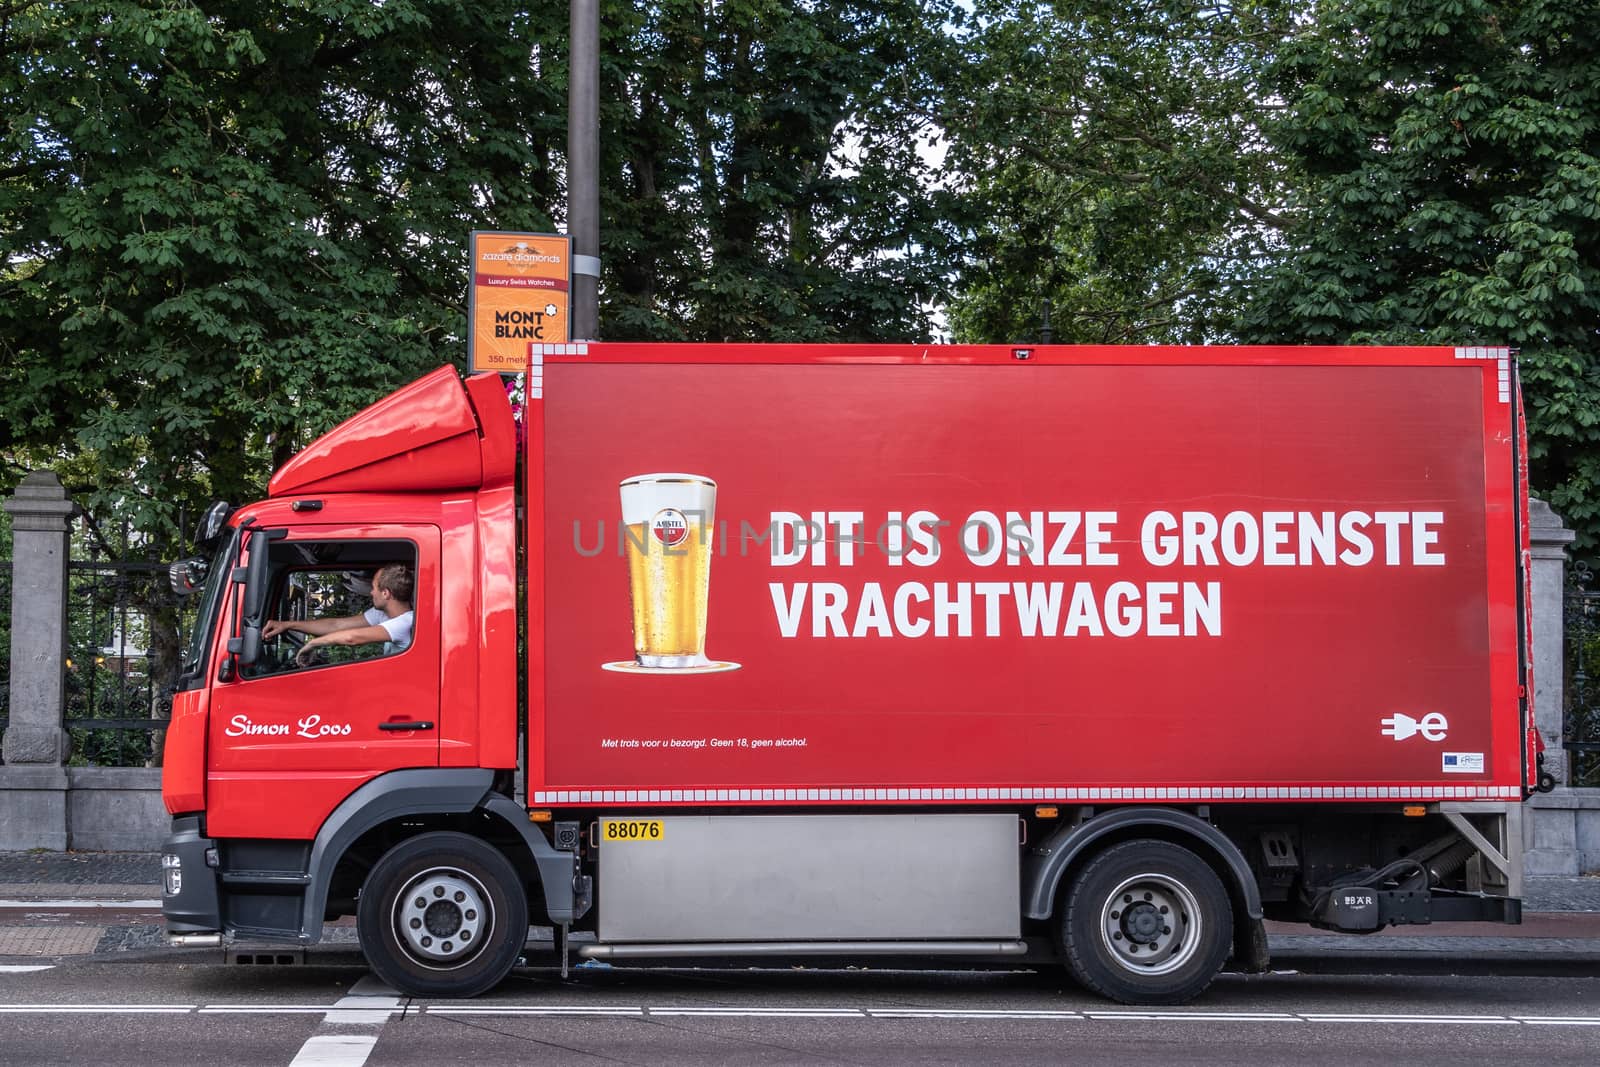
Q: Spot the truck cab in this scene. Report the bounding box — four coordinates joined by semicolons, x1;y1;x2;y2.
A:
161;367;584;995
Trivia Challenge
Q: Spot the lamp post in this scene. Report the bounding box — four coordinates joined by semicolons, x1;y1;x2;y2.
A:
568;0;600;340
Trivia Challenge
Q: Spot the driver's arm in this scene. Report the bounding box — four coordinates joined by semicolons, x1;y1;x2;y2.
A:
296;624;392;662
263;614;368;640
304;624;392;650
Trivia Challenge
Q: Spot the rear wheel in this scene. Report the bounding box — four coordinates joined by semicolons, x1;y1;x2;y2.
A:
357;832;527;997
1058;839;1233;1005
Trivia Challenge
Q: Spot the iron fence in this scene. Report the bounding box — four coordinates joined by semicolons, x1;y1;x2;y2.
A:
1566;560;1600;788
63;520;187;768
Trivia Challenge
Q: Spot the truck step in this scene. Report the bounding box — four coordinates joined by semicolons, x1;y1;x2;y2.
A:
578;940;1028;960
219;870;313;887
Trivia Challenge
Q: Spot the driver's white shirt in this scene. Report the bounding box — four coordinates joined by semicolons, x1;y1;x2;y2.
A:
363;607;414;655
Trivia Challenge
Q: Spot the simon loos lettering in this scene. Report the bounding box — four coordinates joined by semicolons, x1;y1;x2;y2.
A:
225;714;352;739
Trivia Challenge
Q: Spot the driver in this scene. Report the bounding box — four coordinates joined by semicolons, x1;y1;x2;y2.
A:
263;563;415;666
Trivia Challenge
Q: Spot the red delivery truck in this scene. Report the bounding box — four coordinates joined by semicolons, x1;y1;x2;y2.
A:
159;343;1537;1005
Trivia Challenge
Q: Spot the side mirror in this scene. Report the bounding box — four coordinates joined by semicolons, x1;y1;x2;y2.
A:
193;501;234;552
240;530;274;624
168;556;209;597
227;528;285;667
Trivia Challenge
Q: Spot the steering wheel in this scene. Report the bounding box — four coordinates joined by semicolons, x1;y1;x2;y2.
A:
294;643;329;669
263;628;310;670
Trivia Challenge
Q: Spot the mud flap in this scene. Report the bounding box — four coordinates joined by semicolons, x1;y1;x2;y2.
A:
1233;916;1271;974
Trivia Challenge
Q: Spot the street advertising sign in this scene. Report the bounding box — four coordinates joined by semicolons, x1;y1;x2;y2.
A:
469;231;570;374
527;346;1522;805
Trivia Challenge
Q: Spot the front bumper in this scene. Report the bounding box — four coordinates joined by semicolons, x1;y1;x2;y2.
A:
161;814;222;935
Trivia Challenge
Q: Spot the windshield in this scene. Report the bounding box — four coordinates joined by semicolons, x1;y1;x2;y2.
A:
179;528;238;684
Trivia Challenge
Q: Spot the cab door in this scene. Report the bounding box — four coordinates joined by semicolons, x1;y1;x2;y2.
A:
205;524;442;840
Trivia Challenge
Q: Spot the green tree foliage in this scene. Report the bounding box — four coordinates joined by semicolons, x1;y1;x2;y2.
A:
945;0;1296;344
5;1;1597;551
2;1;960;553
601;0;962;341
1239;0;1600;548
1;1;566;543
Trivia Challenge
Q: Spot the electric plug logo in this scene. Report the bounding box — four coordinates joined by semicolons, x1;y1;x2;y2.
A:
1380;711;1449;742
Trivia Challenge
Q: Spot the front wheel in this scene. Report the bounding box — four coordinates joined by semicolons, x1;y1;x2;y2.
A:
356;832;528;997
1058;839;1233;1005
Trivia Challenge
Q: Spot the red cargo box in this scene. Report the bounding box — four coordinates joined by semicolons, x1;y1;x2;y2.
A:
525;344;1527;806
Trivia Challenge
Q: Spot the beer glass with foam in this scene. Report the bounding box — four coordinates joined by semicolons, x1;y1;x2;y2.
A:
619;474;716;668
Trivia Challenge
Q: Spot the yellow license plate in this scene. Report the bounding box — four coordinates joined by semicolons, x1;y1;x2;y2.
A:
601;819;664;843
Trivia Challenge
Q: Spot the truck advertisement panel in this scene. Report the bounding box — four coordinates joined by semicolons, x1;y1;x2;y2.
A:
530;349;1523;804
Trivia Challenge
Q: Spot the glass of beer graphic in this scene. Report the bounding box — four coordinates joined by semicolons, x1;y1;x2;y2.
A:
620;473;717;668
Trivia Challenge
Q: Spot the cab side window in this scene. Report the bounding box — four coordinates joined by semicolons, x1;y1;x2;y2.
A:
244;540;417;680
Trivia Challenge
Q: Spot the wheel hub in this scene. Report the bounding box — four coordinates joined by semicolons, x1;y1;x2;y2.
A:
1100;874;1200;976
393;867;491;965
424;899;463;937
1122;901;1163;943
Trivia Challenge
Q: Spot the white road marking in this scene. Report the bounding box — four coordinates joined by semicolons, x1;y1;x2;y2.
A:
283;975;400;1067
873;1008;1071;1016
426;1006;1600;1028
1085;1012;1300;1022
428;1006;643;1015
325;977;401;1025
288;1035;377;1067
0;899;161;909
872;1010;1079;1019
0;1004;193;1013
0;1000;1596;1031
652;1007;863;1017
199;1006;372;1014
0;965;55;973
1303;1013;1517;1025
413;1005;1600;1028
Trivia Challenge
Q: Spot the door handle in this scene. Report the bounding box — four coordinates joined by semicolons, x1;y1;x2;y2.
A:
379;720;435;732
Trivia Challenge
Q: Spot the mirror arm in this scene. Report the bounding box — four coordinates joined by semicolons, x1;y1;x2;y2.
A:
229;528;287;668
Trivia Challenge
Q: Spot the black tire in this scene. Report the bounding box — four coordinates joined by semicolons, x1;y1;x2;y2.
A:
356;831;528;997
1058;839;1233;1005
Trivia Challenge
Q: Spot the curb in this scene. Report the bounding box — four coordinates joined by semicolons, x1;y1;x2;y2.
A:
0;883;157;902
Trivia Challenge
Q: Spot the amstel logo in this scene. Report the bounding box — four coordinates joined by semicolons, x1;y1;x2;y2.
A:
650;508;690;547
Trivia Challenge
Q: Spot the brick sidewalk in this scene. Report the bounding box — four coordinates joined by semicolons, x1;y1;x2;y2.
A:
0;851;160;890
0;926;106;957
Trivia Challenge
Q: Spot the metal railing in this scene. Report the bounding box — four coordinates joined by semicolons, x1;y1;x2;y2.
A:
62;512;189;768
1566;560;1600;788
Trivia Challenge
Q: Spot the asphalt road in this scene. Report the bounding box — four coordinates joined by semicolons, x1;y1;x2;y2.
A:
5;887;1600;1066
3;955;1599;1066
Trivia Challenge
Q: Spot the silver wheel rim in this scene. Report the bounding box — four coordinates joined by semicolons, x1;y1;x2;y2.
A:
1098;872;1202;976
392;866;493;969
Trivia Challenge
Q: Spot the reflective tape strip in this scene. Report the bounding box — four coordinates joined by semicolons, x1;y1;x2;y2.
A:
532;785;1521;804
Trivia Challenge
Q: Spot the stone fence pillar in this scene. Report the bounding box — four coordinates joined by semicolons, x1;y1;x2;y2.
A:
0;471;76;849
1529;497;1576;784
1524;497;1600;876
